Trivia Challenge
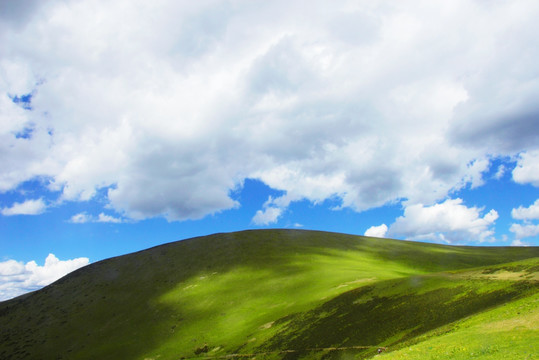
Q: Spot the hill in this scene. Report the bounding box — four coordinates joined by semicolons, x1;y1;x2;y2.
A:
0;229;538;359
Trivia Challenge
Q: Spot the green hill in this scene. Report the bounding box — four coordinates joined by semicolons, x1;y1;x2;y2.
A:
0;229;537;360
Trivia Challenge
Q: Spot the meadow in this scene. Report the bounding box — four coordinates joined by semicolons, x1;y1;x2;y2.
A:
0;229;537;359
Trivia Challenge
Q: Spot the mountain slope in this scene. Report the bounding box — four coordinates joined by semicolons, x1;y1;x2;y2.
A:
377;288;538;360
0;229;537;360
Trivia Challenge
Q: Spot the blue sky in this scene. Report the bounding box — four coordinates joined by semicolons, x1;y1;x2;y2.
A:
1;0;539;300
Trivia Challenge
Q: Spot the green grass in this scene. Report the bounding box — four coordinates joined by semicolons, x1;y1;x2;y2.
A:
375;285;538;360
0;229;537;360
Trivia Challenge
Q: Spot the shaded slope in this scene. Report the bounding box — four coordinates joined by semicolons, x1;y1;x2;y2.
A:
0;229;537;360
373;260;539;360
257;258;539;359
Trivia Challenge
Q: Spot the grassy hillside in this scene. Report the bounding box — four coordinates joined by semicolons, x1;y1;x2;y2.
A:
377;290;538;360
0;229;537;360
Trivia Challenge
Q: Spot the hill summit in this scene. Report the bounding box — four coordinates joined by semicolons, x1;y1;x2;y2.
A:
1;229;538;359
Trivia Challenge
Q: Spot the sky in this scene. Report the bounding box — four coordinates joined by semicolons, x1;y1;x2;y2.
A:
1;0;539;301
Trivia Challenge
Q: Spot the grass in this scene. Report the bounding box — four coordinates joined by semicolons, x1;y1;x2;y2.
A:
255;263;537;360
0;229;537;360
375;288;539;360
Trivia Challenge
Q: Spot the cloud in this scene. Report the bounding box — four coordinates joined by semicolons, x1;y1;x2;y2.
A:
0;254;89;301
69;212;123;224
1;1;539;222
513;151;539;187
251;193;299;226
510;199;539;243
511;199;539;220
1;198;46;215
0;0;45;29
364;224;388;238
511;239;530;247
509;223;539;240
70;212;92;223
462;158;490;189
388;198;498;243
494;164;506;180
252;207;282;226
96;212;123;223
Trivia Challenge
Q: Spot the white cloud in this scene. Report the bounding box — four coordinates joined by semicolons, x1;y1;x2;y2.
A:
494;164;506;180
97;212;123;223
511;239;530;247
510;199;539;243
0;253;89;301
509;223;539;240
512;199;539;220
69;212;92;223
251;193;299;226
388;198;498;243
364;224;388;238
513;151;539;187
252;207;282;226
1;1;539;222
462;158;490;189
1;198;46;216
69;212;123;223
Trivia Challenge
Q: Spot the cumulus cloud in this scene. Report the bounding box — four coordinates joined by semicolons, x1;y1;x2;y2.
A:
510;199;539;243
1;1;539;222
252;207;282;226
512;199;539;220
251;193;298;226
513;151;539;187
1;198;46;215
0;254;89;301
509;223;539;240
388;198;498;243
364;224;388;238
